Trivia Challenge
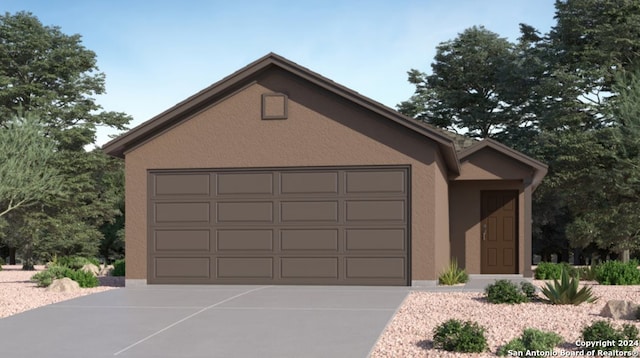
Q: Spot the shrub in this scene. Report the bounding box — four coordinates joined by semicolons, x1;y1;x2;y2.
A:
56;256;101;270
484;280;528;304
535;262;585;280
497;328;562;356
433;319;488;353
574;264;598;281
112;259;125;277
0;256;5;265
594;260;640;285
67;269;99;288
581;321;639;352
520;281;538;300
438;259;468;285
31;265;73;287
540;267;597;305
30;264;98;288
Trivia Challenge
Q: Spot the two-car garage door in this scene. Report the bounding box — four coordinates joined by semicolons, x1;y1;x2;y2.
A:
148;166;409;285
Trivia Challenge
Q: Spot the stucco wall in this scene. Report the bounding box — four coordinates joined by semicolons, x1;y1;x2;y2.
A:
449;180;524;274
124;72;447;282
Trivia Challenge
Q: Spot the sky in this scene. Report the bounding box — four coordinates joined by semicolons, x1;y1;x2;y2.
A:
4;0;558;147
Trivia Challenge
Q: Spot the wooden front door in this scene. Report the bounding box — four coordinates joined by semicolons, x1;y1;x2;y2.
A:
481;191;518;274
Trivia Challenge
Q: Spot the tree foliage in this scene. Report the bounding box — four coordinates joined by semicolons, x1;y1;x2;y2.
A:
0;115;64;217
400;0;640;258
0;12;129;266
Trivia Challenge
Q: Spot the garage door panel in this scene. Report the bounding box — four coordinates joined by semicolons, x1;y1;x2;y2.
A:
346;258;406;278
149;167;409;285
346;229;405;251
281;201;338;222
155;258;210;278
345;200;405;221
217;258;273;278
217;230;273;251
281;258;338;278
217;202;273;222
346;171;405;193
281;172;338;194
155;230;211;251
281;229;338;251
155;203;210;223
217;173;273;195
154;174;211;196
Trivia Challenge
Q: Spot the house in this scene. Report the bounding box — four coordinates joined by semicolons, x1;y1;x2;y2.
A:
103;53;547;286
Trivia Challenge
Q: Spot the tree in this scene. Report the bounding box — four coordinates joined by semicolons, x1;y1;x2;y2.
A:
398;26;525;138
0;12;130;266
0;115;64;217
0;11;129;147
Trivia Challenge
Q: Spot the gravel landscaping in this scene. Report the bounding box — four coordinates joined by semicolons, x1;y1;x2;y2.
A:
371;282;640;357
0;265;123;319
2;266;640;357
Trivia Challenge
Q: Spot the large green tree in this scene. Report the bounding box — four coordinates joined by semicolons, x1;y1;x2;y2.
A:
0;115;64;218
398;26;526;138
400;0;640;262
0;12;129;267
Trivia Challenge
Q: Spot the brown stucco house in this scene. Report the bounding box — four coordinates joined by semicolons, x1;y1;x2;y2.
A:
103;53;547;286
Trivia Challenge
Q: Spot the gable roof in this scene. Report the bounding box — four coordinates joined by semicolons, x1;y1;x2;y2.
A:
459;138;548;189
102;53;461;174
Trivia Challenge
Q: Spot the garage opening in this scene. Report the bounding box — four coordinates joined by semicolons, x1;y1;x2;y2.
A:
147;166;410;285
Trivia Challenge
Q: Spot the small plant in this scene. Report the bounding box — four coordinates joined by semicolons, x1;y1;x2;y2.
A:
540;267;597;305
497;328;562;356
432;319;488;353
575;264;598;281
595;260;640;285
112;259;125;277
31;265;72;287
0;256;5;265
535;262;567;280
484;280;528;304
67;269;99;288
581;321;639;352
438;259;468;285
30;264;98;288
520;281;538;300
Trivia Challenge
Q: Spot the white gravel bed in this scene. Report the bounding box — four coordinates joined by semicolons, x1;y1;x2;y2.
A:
0;265;123;319
371;282;640;357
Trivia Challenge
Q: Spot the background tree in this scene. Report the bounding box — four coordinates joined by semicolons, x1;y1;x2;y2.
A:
0;115;64;218
398;26;526;138
0;12;129;267
400;0;640;262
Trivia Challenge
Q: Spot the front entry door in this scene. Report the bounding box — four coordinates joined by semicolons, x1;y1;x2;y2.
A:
481;191;518;274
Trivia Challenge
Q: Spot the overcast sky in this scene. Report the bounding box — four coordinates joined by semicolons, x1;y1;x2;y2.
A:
4;0;557;147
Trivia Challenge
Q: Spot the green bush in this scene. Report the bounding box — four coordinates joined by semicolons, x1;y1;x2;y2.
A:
484;280;529;304
67;269;99;288
540;267;597;305
574;263;598;281
56;256;101;270
534;262;581;280
520;282;538;300
581;321;639;352
432;319;488;353
112;259;125;277
438;259;468;285
30;264;98;288
594;260;640;285
0;256;5;265
497;328;562;356
31;265;73;287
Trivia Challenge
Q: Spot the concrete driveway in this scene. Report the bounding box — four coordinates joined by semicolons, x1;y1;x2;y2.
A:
0;285;408;358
